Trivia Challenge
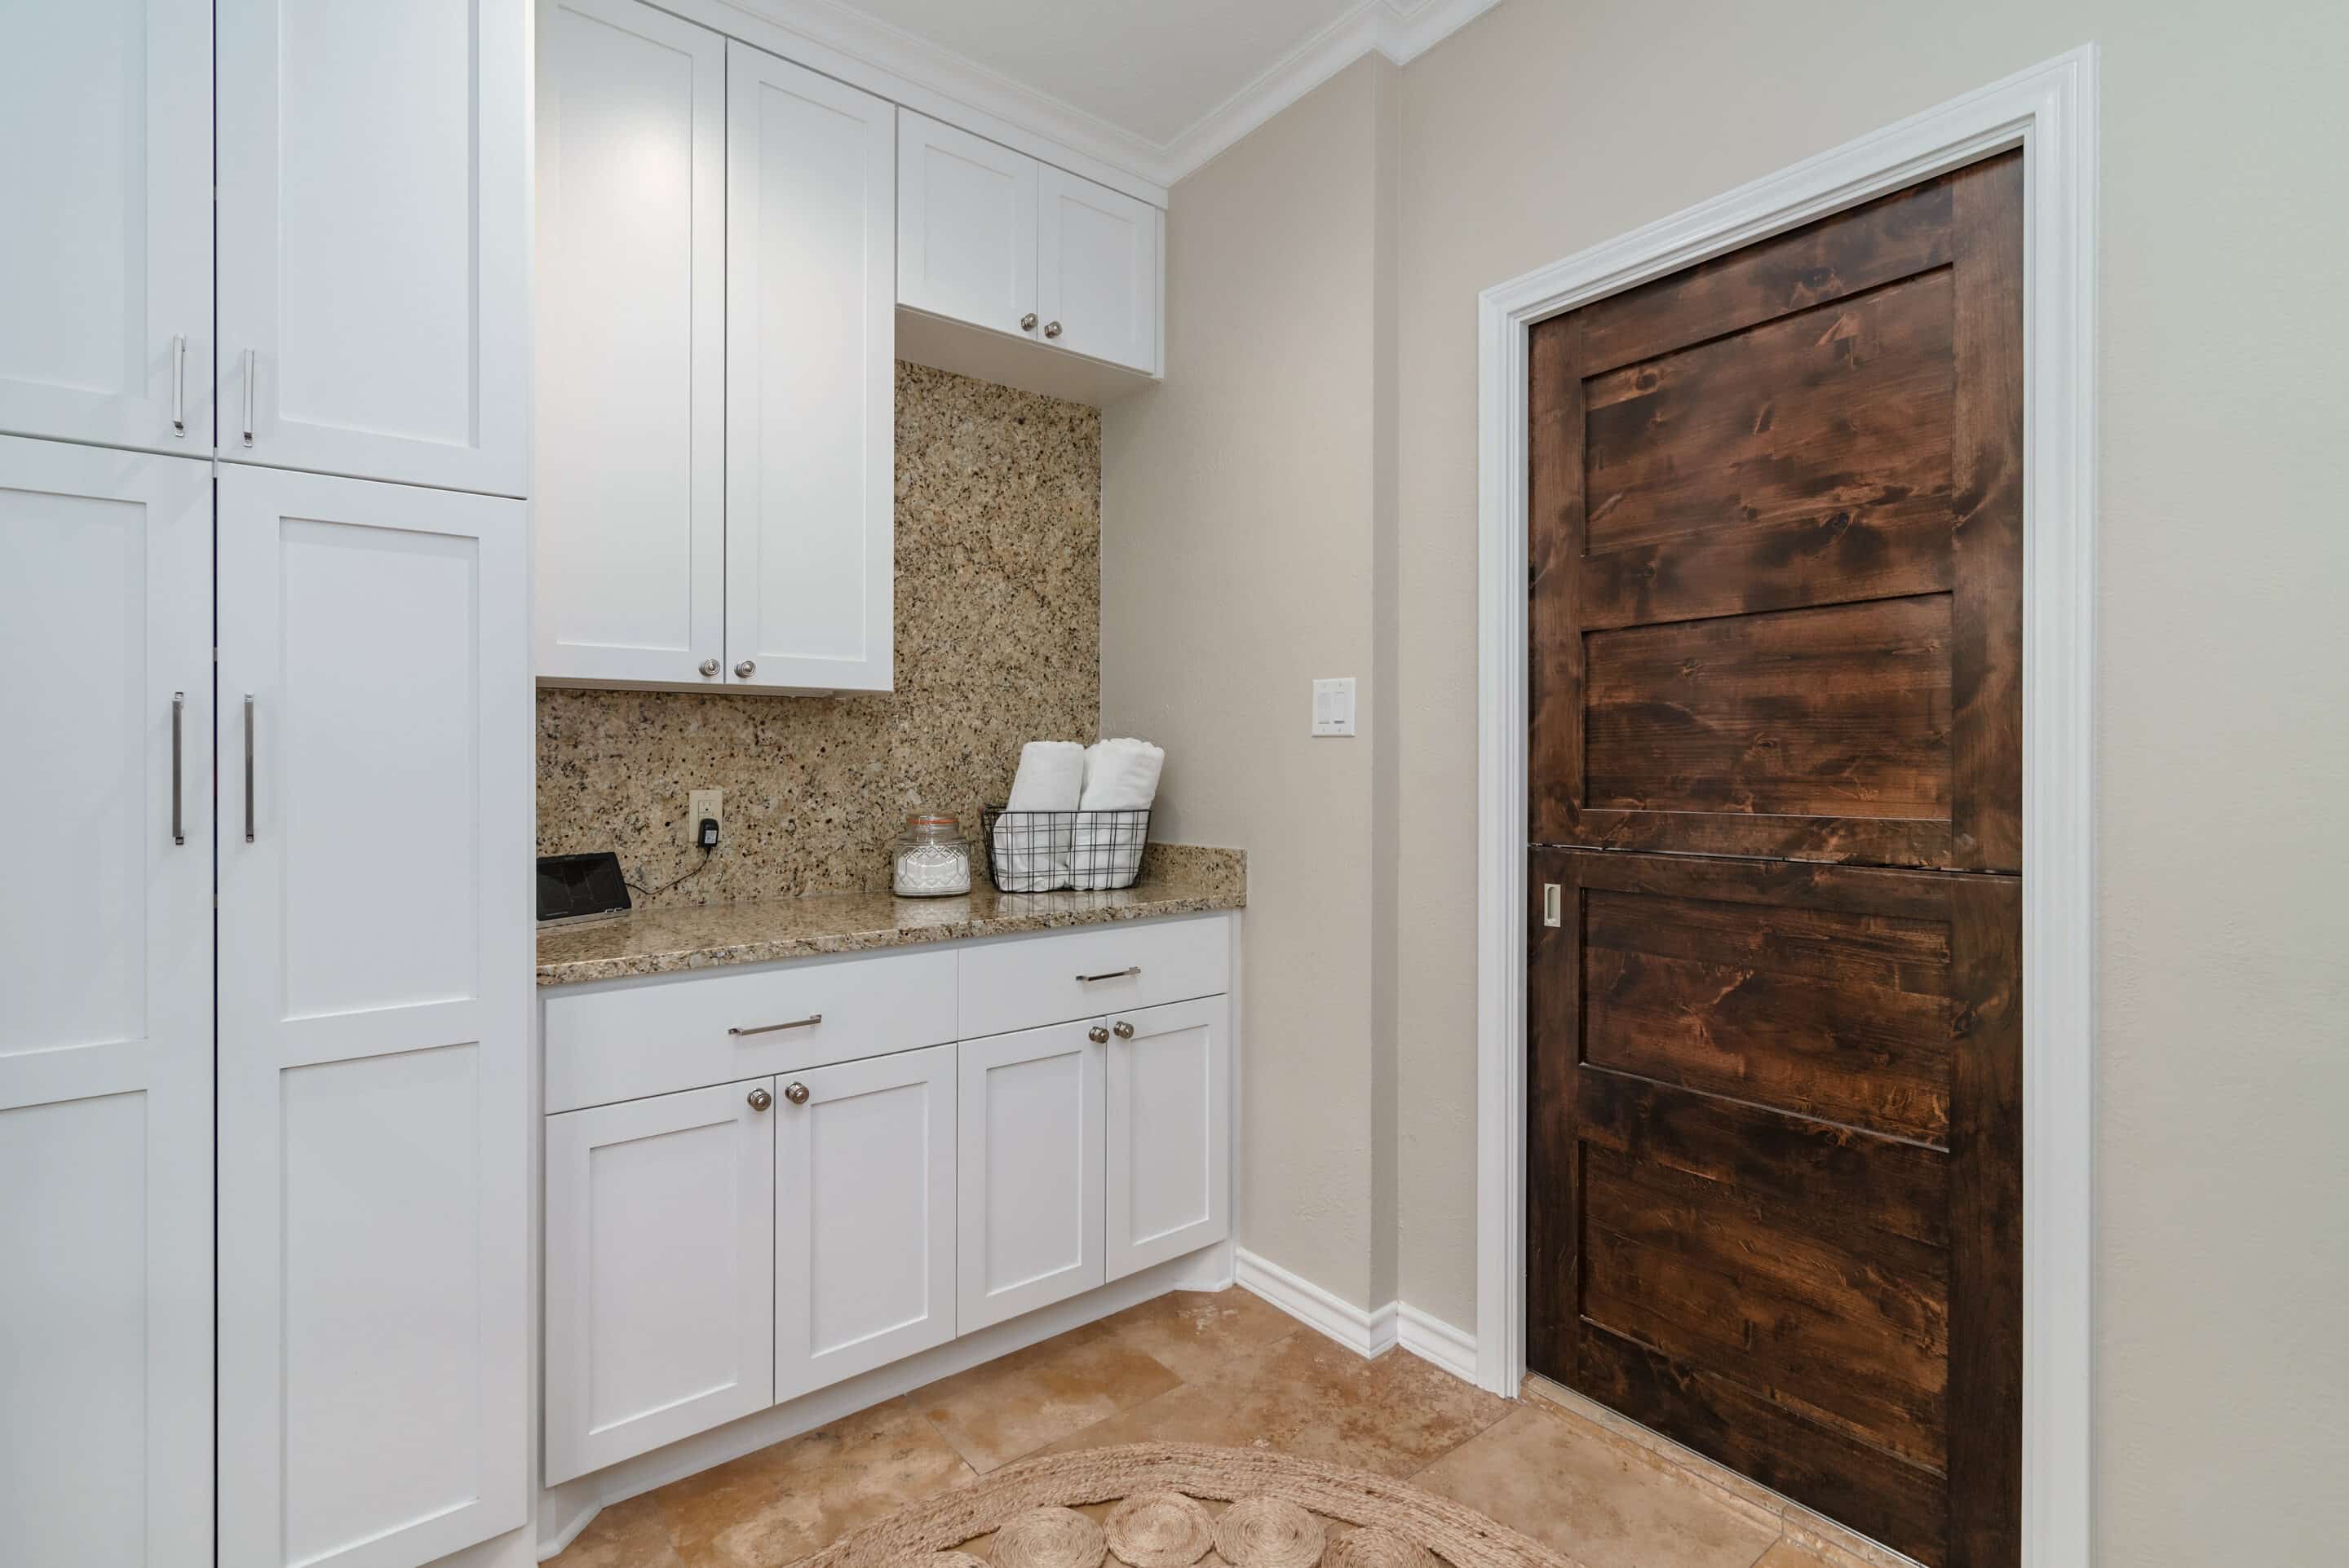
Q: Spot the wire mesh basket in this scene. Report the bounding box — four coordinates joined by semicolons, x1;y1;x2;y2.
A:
982;807;1150;893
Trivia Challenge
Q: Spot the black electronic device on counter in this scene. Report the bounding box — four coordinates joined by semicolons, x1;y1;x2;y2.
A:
536;852;632;927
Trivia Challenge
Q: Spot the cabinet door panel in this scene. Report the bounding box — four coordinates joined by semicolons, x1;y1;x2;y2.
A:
776;1044;956;1401
1037;168;1159;374
546;1080;777;1482
958;1022;1105;1331
535;0;726;686
1105;995;1229;1280
725;42;895;692
0;0;212;450
218;0;528;494
896;110;1038;339
0;438;212;1568
217;466;529;1568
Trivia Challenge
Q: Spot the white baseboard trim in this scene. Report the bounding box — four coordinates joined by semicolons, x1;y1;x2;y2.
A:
1233;1250;1480;1380
1396;1304;1480;1383
1234;1248;1396;1358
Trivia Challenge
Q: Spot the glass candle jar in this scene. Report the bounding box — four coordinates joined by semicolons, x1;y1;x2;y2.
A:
891;813;971;898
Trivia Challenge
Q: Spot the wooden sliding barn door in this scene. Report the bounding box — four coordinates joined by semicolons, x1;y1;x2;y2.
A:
1525;152;2024;1568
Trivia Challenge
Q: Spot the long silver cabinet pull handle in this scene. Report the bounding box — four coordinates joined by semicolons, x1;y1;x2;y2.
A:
1075;966;1140;983
243;695;255;841
241;348;256;446
728;1014;822;1037
170;335;186;435
170;692;184;844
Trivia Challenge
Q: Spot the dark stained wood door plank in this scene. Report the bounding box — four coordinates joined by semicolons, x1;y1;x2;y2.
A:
1528;152;2024;875
1527;846;2022;1568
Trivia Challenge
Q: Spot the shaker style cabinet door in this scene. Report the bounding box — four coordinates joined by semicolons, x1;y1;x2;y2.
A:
724;42;895;693
215;466;530;1568
1104;995;1230;1281
896;109;1039;341
1036;166;1160;374
534;0;727;687
775;1044;958;1402
545;1079;778;1483
0;0;213;451
957;1021;1106;1332
0;438;214;1568
217;0;529;495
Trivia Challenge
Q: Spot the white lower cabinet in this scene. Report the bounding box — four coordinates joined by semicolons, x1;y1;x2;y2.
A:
957;1022;1108;1332
776;1044;958;1400
1106;996;1232;1280
546;1079;778;1485
541;916;1233;1482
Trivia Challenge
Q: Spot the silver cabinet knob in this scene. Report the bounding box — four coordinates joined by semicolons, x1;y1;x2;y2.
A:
782;1081;810;1106
1112;1020;1135;1040
1043;320;1063;339
1087;1025;1109;1044
746;1086;773;1111
734;660;755;678
1020;312;1038;331
699;658;719;677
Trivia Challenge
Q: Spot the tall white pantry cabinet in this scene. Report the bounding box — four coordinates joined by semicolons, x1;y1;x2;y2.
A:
0;2;532;1568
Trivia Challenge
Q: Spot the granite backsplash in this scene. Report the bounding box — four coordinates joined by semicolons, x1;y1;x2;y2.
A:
537;361;1102;904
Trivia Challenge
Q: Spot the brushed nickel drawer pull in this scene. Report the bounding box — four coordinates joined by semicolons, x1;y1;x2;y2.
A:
1075;966;1139;983
728;1014;822;1036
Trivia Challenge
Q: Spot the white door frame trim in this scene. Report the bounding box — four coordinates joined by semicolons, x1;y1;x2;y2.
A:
1472;46;2097;1568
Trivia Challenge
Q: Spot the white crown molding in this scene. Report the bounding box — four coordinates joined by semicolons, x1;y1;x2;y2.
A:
697;0;1500;197
1154;0;1497;179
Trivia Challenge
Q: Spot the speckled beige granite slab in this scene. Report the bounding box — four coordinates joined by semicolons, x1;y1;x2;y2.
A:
537;361;1102;904
536;855;1245;985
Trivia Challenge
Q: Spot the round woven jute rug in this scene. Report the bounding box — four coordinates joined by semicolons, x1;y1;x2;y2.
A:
802;1444;1572;1568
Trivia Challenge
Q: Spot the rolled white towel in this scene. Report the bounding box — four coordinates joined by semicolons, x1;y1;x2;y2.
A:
1069;738;1163;889
996;741;1085;890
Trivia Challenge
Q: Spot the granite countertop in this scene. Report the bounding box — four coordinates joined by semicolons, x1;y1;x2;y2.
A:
536;847;1245;987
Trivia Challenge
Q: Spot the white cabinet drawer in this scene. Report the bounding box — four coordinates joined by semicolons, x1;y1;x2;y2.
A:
957;914;1228;1040
544;947;957;1114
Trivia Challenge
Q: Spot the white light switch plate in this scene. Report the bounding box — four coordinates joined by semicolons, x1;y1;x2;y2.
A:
1311;678;1356;737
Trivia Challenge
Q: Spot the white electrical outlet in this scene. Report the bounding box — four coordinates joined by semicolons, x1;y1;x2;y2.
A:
1311;678;1357;736
689;789;723;843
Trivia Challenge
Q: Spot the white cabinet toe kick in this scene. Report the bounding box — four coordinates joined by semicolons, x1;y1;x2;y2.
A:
538;912;1236;1491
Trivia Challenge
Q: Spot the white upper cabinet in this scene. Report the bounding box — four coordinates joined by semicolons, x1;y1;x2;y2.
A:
0;437;214;1568
896;109;1161;379
215;466;529;1568
1037;167;1160;374
0;0;213;452
217;0;529;496
535;0;727;687
897;111;1039;341
725;42;896;694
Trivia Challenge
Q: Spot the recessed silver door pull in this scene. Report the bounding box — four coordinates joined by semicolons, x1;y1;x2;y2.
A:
243;695;256;841
170;692;184;844
1542;883;1562;927
1075;966;1140;983
728;1014;822;1036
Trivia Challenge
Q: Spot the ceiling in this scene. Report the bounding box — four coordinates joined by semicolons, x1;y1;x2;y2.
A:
726;0;1499;188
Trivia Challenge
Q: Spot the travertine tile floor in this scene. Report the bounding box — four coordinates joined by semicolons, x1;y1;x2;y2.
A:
552;1290;1889;1568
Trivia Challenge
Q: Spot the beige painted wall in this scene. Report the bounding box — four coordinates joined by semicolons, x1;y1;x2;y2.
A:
1110;0;2349;1560
1101;54;1398;1310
